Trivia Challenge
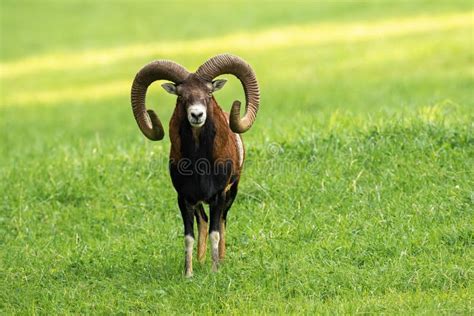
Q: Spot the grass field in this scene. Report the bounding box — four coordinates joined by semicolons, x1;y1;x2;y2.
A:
1;0;473;314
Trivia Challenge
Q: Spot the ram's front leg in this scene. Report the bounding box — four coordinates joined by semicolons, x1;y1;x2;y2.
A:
209;192;225;272
178;196;195;277
195;203;208;263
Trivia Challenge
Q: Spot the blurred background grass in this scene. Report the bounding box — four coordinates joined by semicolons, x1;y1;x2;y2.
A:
1;0;473;314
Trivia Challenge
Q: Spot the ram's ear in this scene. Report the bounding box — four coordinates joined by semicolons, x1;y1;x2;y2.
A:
161;83;178;95
211;79;227;92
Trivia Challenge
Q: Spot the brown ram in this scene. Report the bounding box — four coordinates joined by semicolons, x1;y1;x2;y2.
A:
130;54;260;276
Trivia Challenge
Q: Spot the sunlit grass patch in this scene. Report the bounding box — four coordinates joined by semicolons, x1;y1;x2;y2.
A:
1;14;472;109
1;11;471;80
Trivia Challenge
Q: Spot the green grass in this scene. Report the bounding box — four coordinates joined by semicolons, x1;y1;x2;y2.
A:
1;0;473;314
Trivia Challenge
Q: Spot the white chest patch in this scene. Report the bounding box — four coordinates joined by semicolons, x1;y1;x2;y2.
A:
225;115;244;167
235;133;244;167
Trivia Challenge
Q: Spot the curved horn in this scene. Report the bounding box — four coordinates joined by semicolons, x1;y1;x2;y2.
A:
131;60;190;140
196;54;260;133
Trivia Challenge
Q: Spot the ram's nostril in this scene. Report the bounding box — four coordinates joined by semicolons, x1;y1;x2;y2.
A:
191;111;203;120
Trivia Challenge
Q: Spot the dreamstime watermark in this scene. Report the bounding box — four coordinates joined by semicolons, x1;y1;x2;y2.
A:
172;157;234;176
154;142;312;176
267;142;284;156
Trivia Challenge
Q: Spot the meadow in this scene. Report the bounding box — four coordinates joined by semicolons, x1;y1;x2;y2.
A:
1;0;473;314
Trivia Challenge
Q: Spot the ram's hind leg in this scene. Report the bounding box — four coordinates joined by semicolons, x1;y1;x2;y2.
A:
195;203;208;263
219;182;238;261
218;218;226;261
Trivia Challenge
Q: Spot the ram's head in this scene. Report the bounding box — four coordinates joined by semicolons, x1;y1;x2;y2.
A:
131;54;260;140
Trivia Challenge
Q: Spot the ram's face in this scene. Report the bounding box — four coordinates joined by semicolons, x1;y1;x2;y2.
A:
162;76;227;128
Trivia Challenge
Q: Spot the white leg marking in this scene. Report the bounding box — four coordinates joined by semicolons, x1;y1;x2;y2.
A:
185;235;194;277
210;231;220;272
